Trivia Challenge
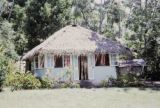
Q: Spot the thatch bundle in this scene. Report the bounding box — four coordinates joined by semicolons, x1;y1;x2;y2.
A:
23;25;130;60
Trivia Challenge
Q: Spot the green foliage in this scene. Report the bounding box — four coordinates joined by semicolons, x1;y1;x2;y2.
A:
72;0;94;26
116;73;142;87
55;81;80;88
70;82;80;88
0;20;18;59
39;77;53;89
0;0;27;55
59;82;72;88
126;0;160;80
25;0;72;50
100;74;143;87
4;60;19;87
0;45;16;91
0;46;8;90
6;72;41;91
0;0;130;54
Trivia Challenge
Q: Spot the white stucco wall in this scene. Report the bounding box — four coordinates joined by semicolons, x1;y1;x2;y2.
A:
34;68;74;81
93;66;117;82
34;69;46;78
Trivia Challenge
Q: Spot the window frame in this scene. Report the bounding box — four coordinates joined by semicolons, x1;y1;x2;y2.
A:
33;54;46;69
38;54;45;68
109;53;119;66
46;54;54;68
64;55;71;67
34;55;39;69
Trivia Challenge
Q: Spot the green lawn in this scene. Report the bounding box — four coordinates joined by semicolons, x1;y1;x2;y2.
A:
0;88;160;108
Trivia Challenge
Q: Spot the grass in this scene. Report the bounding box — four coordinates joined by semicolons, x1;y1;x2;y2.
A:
0;88;160;108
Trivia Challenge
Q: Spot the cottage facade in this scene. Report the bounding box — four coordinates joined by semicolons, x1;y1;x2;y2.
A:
23;25;129;82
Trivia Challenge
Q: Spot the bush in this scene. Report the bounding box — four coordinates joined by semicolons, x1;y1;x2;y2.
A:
0;69;5;91
39;77;53;89
6;72;41;91
5;61;21;87
60;82;71;88
100;77;118;87
21;73;41;89
0;50;8;91
53;81;80;88
70;82;80;88
6;71;80;90
116;73;141;87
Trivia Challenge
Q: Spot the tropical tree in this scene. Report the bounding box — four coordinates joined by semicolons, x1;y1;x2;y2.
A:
25;0;72;50
125;0;160;80
0;20;17;90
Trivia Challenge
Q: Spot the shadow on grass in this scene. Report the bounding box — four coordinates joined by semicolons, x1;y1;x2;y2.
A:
138;87;157;91
102;86;160;93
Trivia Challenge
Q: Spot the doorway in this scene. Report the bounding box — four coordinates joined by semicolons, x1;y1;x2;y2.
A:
78;55;88;80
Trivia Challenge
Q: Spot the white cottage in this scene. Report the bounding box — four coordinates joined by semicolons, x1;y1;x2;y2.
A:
23;25;130;82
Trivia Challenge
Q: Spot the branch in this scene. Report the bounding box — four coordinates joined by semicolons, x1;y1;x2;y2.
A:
8;0;14;21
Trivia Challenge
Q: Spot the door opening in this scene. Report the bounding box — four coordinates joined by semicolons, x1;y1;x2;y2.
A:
78;55;88;80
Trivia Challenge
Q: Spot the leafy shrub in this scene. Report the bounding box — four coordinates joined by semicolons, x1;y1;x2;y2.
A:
70;82;80;88
60;82;71;88
116;73;141;87
5;61;20;87
0;69;5;91
39;77;53;89
108;77;118;87
53;81;80;88
21;73;41;89
6;72;41;91
0;62;6;91
100;77;118;87
0;47;8;91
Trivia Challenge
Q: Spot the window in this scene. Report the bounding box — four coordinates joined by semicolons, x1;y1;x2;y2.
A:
39;55;44;68
47;54;53;68
54;55;63;68
95;54;110;66
64;55;70;67
110;54;118;66
35;56;38;68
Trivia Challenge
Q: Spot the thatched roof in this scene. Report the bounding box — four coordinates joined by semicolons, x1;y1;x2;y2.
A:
23;25;130;60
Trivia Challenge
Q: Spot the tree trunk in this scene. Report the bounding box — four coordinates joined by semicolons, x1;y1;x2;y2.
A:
8;0;14;21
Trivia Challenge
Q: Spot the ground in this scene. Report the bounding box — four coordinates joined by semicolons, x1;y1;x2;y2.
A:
0;88;160;108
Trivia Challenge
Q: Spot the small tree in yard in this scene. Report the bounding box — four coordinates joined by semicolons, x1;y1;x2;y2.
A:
0;46;8;91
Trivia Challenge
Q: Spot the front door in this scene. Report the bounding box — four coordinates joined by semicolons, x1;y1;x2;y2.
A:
78;55;88;80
